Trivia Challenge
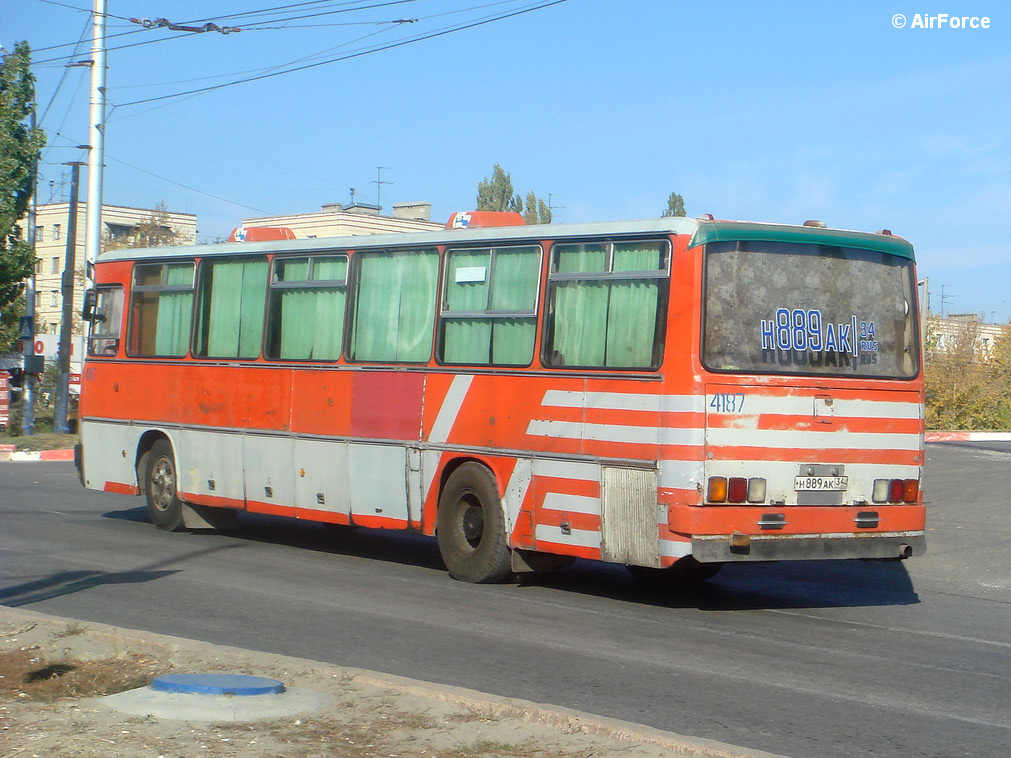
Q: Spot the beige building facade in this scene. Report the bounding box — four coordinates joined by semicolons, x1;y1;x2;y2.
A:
29;203;197;335
241;201;443;239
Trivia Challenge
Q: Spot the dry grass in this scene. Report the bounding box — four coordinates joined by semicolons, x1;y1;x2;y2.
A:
0;432;78;451
0;648;164;702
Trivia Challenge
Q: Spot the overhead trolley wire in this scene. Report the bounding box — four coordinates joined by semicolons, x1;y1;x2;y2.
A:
117;0;567;107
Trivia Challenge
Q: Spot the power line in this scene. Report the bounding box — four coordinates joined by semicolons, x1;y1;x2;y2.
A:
117;0;567;107
105;155;276;215
31;0;417;62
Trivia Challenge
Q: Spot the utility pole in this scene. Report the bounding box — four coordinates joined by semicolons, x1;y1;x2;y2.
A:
84;0;107;285
53;162;83;435
21;109;40;435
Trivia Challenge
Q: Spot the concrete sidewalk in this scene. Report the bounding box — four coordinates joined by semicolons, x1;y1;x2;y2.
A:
1;606;782;758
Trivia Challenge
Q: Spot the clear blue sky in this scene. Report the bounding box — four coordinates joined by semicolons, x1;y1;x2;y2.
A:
5;0;1010;321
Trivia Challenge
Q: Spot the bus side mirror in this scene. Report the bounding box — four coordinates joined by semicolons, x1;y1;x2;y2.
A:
82;289;103;322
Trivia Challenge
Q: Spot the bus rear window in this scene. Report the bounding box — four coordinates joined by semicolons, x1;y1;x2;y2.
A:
703;241;918;378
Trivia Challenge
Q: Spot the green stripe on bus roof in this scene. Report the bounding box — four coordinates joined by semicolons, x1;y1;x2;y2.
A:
690;221;915;259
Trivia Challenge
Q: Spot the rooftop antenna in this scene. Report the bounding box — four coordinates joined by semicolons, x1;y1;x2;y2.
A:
349;187;356;205
372;166;393;212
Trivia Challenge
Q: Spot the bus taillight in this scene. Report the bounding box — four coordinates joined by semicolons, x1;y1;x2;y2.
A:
707;477;767;504
873;478;919;504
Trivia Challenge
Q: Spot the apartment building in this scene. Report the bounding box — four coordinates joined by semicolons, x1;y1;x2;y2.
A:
30;202;196;334
241;201;442;239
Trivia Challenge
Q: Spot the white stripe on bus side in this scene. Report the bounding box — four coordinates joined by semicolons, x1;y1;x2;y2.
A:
527;419;704;447
705;427;921;451
705;393;922;419
541;492;601;516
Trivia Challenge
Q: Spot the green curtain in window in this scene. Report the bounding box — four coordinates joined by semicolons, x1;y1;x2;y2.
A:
489;248;539;364
206;259;267;358
443;250;492;364
553;280;608;366
556;244;607;274
605;280;659;366
153;264;192;356
353;250;437;362
275;257;345;360
604;244;662;367
551;243;663;368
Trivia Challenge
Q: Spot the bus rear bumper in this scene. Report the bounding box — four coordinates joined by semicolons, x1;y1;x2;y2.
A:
691;531;927;563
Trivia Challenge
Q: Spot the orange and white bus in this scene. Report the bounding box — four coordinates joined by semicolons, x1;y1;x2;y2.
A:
77;212;925;583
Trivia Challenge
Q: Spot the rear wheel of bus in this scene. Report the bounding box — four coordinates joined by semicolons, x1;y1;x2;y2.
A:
437;463;513;583
144;439;186;532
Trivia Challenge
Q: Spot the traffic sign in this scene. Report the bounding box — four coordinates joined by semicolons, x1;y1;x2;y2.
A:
18;316;33;341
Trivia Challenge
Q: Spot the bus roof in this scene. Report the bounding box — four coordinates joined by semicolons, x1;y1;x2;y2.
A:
690;220;915;260
97;216;913;262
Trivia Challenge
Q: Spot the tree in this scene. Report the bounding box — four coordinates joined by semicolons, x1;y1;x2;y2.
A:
103;202;180;250
662;191;686;218
477;163;522;214
924;315;1011;430
476;163;552;224
0;42;45;313
523;190;552;225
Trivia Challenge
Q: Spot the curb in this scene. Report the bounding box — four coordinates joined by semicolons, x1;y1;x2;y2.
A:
0;446;75;462
924;431;1011;442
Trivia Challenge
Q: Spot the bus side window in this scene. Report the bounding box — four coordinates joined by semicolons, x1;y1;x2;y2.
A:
543;240;669;370
194;257;269;359
127;263;195;357
265;255;348;361
349;249;439;363
438;245;541;366
86;286;125;356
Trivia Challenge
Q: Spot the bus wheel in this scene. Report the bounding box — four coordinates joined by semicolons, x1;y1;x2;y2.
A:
437;463;513;583
144;439;186;532
627;557;723;584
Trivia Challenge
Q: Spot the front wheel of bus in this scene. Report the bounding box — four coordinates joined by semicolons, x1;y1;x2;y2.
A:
437;463;513;584
145;439;185;532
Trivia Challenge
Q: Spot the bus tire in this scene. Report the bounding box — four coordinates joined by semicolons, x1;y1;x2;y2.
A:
144;439;186;532
437;463;513;584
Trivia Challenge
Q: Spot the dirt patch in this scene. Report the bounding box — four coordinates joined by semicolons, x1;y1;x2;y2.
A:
0;607;763;758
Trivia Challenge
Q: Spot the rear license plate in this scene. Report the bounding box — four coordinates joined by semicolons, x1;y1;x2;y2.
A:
794;475;848;491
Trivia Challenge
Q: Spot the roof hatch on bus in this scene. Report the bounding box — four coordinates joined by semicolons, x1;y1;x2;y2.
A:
445;211;526;230
227;226;296;242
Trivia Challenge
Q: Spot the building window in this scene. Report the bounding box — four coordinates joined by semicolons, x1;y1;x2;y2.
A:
53;224;61;241
51;257;59;274
36;226;44;242
50;291;59;307
35;259;42;274
35;292;41;308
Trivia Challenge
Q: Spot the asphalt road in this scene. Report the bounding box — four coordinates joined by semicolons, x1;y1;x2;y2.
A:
1;442;1009;758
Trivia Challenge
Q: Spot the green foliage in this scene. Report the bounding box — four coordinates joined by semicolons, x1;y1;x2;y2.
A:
476;164;551;223
662;191;686;218
477;163;522;213
522;190;552;225
0;293;25;353
0;42;45;309
924;316;1011;430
